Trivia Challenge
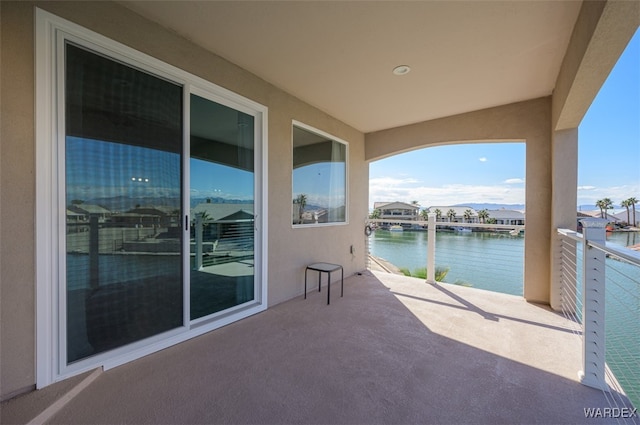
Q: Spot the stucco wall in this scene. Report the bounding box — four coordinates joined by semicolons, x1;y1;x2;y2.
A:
1;1;38;401
0;1;367;400
365;98;552;304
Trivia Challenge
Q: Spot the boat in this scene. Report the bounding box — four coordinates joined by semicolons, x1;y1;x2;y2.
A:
389;225;404;232
452;226;472;233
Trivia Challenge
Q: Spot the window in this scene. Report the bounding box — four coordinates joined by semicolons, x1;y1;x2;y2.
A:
292;122;347;226
36;9;267;387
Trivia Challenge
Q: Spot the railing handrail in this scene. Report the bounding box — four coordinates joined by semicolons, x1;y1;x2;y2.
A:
557;227;583;242
588;240;640;266
558;227;640;266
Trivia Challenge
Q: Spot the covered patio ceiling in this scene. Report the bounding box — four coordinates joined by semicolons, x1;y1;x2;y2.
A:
120;1;583;133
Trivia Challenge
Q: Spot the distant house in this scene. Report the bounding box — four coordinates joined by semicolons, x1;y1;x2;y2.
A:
67;204;112;221
374;202;420;222
191;204;255;242
487;209;525;226
191;203;254;222
110;213;161;227
66;209;84;224
611;210;639;226
579;210;624;223
128;206;180;227
427;206;478;223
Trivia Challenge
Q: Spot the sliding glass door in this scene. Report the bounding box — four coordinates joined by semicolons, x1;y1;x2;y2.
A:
189;94;255;320
59;40;263;368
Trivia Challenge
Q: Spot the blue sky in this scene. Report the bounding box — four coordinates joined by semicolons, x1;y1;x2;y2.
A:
370;28;639;211
190;158;253;203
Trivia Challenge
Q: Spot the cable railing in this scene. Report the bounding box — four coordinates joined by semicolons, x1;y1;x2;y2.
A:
557;229;583;336
558;220;639;419
366;217;524;294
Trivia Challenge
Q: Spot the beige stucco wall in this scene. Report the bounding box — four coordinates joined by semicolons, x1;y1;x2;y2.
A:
366;98;552;304
0;1;367;400
1;0;38;401
553;0;640;131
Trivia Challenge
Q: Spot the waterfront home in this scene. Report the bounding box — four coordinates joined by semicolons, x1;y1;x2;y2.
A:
612;210;640;227
578;210;624;225
373;201;420;224
1;1;638;421
487;209;525;226
67;204;112;221
191;202;254;222
427;206;479;223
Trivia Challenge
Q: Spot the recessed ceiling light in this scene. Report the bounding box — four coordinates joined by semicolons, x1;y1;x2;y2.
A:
393;65;411;76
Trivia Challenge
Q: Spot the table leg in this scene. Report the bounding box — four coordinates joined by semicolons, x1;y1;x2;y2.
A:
304;267;308;299
327;271;331;305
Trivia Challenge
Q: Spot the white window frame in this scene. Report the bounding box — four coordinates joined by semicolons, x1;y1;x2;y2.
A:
35;8;268;388
291;120;349;228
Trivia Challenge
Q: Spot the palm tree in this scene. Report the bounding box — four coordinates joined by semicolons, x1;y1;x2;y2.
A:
434;209;442;221
463;209;473;223
411;200;420;220
595;199;605;218
627;197;638;227
595;198;613;219
420;209;429;220
369;208;381;220
478;209;489;223
447;209;456;223
621;199;631;226
294;194;307;223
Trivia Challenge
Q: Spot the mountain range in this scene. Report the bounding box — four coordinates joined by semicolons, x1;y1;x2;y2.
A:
451;203;525;211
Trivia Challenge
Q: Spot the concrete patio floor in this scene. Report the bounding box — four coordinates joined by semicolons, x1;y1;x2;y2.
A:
2;270;635;424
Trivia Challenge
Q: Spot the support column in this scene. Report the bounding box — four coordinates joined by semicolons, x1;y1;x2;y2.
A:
550;128;578;310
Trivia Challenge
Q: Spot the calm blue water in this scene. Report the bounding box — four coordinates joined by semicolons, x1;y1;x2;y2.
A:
369;230;524;295
369;229;640;408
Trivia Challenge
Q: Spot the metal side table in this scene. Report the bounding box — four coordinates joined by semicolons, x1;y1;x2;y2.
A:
304;262;344;305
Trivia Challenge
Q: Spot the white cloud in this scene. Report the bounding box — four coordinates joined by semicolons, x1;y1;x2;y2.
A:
504;178;525;184
368;176;638;210
479;157;488;162
369;176;420;186
369;177;525;208
577;184;640;207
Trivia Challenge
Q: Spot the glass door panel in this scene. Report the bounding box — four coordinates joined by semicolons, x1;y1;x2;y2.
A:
190;94;255;320
65;44;183;363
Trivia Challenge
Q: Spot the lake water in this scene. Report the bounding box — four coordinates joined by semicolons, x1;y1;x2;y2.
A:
369;229;640;408
369;229;525;294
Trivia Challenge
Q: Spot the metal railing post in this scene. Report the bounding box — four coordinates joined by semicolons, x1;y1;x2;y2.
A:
427;213;436;284
579;218;608;390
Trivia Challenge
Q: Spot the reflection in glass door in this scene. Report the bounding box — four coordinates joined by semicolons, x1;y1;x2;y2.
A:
190;94;255;320
65;44;183;363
